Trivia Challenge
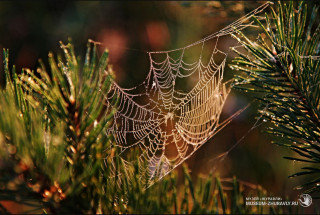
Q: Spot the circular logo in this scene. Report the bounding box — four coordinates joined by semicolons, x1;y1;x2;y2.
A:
298;194;312;207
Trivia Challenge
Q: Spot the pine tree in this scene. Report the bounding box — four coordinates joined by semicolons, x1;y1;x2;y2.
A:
231;0;320;193
0;8;307;213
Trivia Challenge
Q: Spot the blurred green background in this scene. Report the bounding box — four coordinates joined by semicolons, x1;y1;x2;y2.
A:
0;1;316;212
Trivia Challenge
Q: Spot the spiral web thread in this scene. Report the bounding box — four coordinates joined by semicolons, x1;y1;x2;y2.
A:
104;2;271;185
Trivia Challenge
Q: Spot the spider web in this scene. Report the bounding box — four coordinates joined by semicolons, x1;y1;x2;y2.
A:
104;2;271;184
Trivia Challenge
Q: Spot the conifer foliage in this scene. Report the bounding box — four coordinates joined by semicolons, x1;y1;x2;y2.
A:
231;1;320;193
0;40;117;213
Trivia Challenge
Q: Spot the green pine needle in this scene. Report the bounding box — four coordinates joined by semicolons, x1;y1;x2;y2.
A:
231;0;320;193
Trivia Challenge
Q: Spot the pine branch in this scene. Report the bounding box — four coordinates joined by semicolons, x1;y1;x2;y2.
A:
0;39;117;213
0;49;68;213
17;39;118;213
231;0;320;193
